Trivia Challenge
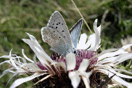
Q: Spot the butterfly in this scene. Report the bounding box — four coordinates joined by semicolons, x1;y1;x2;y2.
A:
41;11;83;56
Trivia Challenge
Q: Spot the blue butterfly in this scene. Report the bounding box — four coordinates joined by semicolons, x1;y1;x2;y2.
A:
41;11;83;56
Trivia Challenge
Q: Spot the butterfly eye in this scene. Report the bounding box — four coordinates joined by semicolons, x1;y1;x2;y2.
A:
74;50;76;54
73;49;79;55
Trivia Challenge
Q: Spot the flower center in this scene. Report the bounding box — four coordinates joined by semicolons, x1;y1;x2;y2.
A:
75;49;98;70
37;50;98;70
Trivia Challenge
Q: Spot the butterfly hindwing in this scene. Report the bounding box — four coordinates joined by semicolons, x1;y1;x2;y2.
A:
41;27;70;55
69;18;83;48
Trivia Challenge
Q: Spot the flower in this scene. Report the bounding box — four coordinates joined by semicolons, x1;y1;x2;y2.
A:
0;11;132;88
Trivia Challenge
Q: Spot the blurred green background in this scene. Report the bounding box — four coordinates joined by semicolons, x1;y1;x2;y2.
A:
0;0;132;88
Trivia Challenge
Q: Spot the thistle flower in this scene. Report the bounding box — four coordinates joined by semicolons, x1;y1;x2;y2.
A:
0;11;132;88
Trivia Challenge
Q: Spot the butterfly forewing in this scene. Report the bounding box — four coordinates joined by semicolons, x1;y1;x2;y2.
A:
70;18;83;48
47;11;73;45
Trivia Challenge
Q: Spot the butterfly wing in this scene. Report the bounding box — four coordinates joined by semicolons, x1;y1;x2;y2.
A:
47;11;73;46
41;11;79;55
69;18;83;48
41;27;70;55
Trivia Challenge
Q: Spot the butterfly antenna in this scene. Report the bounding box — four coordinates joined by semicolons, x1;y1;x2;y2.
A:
71;0;93;33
